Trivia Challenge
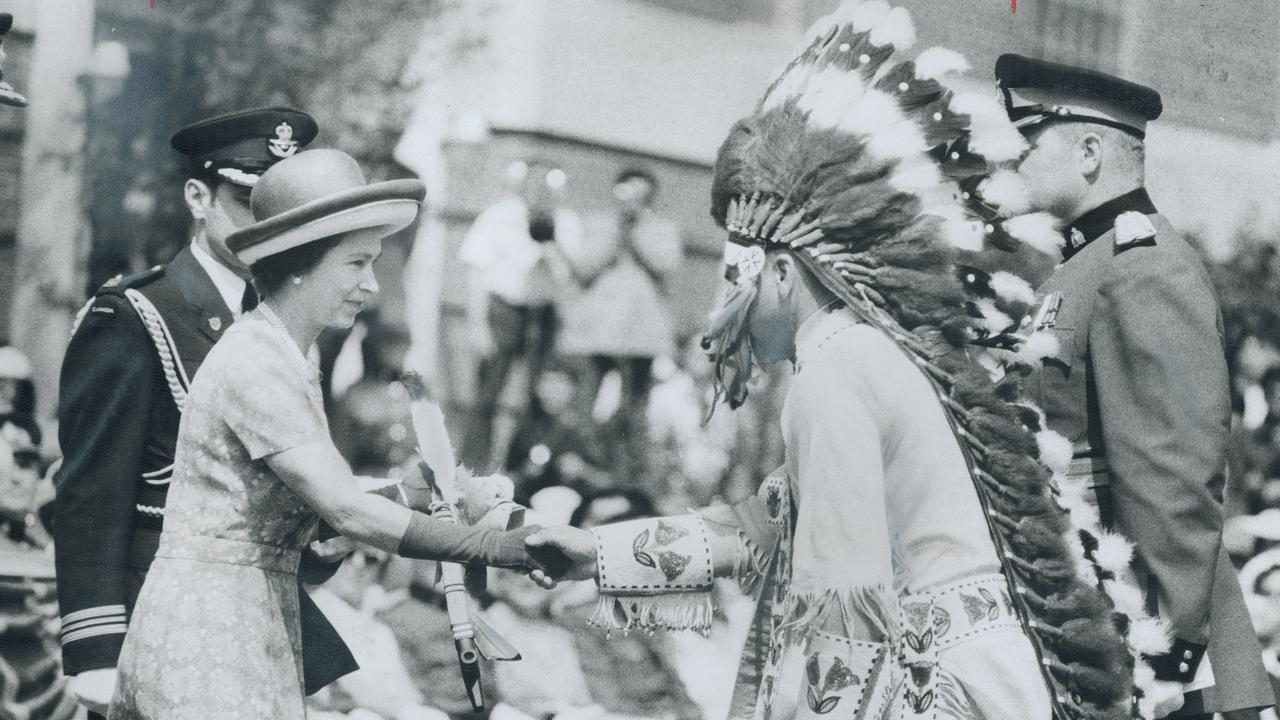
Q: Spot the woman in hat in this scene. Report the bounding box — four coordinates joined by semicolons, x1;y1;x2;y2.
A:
109;150;543;720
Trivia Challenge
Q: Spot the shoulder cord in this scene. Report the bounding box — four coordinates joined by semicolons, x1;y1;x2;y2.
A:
69;298;94;338
122;288;191;413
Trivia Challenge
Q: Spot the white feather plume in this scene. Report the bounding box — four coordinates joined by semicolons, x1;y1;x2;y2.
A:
867;120;928;160
1127;616;1173;656
1133;662;1155;689
1003;212;1064;255
950;93;1027;161
974;298;1013;335
797;68;863;128
1059;483;1101;528
913;47;968;80
990;271;1035;305
1094;531;1135;573
1103;578;1147;618
973;349;1004;378
1140;679;1184;719
761;64;814;111
917;186;965;221
801;67;858;106
978;169;1031;216
1055;474;1086;506
795;3;853;54
943;220;984;252
824;1;861;27
1066;535;1097;582
869;6;915;49
838;88;903;134
890;158;942;191
850;0;891;31
1012;329;1058;365
1036;430;1072;475
1134;666;1159;720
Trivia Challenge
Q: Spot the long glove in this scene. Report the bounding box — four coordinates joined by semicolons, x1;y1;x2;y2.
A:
397;513;541;570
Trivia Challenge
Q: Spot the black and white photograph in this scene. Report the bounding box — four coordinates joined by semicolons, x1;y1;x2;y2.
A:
0;0;1278;718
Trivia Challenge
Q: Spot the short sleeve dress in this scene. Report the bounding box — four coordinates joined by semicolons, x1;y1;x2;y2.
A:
110;307;330;720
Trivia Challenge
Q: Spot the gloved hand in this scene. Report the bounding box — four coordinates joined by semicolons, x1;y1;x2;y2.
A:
398;513;543;571
524;526;597;582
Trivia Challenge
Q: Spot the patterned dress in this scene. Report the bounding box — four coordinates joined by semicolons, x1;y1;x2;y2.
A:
110;307;329;720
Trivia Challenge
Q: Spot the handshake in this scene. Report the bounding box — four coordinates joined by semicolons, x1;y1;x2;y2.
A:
391;462;598;587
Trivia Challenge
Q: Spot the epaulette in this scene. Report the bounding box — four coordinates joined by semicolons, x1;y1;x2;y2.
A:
1114;211;1157;252
99;265;165;295
74;265;166;329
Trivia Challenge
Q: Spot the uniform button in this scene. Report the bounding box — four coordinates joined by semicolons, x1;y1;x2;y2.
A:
1182;649;1194;660
1178;662;1190;674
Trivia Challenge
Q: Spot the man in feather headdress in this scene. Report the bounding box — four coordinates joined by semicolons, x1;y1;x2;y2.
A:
528;3;1142;719
1001;55;1276;720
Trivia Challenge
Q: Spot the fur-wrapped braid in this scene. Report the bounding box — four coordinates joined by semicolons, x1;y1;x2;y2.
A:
701;2;1167;717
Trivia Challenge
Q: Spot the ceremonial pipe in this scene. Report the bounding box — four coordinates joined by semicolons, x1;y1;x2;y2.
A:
428;498;484;710
401;372;486;711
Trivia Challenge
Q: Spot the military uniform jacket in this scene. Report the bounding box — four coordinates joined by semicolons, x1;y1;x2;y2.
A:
52;247;356;692
1024;190;1274;714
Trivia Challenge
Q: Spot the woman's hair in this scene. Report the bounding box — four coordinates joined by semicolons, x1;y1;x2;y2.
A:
249;234;346;298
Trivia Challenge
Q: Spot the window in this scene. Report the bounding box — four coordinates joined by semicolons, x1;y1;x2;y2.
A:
1034;0;1123;75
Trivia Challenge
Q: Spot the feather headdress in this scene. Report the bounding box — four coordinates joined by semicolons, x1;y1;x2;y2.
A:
703;3;1156;718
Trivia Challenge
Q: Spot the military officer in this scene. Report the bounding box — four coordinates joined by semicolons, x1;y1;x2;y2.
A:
52;108;357;717
1001;54;1276;719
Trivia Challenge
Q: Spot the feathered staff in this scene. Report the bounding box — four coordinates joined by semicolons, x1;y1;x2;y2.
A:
703;2;1172;717
400;371;521;711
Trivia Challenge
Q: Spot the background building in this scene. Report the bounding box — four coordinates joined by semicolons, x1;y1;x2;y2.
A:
4;0;1280;419
4;3;1280;716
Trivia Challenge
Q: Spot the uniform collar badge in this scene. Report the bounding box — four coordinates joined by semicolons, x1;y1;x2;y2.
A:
208;316;222;332
1114;211;1156;248
268;121;298;159
1031;291;1062;331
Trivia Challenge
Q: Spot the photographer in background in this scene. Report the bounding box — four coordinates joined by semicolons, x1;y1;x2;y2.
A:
559;167;682;486
460;159;582;469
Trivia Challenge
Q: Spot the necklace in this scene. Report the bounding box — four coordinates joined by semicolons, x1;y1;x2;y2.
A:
258;302;322;386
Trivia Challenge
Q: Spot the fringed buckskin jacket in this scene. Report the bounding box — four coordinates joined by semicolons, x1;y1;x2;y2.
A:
587;305;1054;720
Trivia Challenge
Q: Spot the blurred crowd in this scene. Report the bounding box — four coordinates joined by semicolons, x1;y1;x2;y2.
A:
1212;239;1280;699
300;160;766;718
4;162;1280;718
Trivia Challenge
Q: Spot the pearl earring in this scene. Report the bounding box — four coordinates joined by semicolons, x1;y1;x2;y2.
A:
291;276;302;285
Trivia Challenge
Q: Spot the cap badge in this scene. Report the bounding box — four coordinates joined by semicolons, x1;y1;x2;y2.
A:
268;121;298;159
208;317;222;332
1114;211;1156;248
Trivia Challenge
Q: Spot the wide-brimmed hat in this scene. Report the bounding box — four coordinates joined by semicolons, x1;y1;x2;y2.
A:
227;149;425;265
